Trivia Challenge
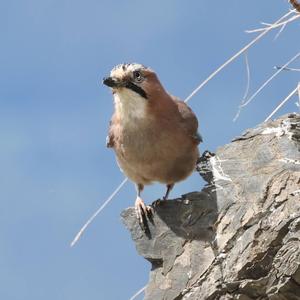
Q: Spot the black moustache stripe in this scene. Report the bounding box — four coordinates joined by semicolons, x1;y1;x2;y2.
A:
125;82;148;99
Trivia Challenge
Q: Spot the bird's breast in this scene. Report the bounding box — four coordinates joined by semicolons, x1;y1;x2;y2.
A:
117;120;158;162
113;117;199;185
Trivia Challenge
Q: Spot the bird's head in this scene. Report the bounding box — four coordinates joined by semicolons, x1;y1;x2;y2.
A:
103;63;165;101
103;63;170;123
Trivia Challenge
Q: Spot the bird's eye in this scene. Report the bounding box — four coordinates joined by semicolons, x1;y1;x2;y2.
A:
133;71;143;82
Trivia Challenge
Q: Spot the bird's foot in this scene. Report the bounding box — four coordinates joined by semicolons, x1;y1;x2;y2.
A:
135;196;153;232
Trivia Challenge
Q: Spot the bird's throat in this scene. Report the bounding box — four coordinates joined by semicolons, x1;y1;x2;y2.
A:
114;90;147;125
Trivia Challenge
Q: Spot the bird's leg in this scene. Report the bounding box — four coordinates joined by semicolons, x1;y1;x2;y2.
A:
152;183;174;207
135;184;152;231
163;183;174;200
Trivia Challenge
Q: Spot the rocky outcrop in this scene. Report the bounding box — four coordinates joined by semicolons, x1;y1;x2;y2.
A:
121;113;300;300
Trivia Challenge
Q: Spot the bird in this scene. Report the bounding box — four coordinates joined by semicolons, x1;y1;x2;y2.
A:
103;63;202;230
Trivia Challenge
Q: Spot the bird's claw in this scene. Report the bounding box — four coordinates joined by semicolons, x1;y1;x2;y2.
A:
135;197;153;232
152;198;167;208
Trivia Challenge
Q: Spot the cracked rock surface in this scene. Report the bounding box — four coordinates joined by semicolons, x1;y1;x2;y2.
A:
121;113;300;300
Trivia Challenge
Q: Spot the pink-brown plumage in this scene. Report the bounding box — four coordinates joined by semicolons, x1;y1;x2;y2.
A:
103;63;201;229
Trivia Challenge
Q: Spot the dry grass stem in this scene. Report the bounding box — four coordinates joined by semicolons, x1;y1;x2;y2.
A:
184;10;296;103
234;52;300;121
233;53;251;121
129;285;147;300
274;22;287;40
243;52;251;100
297;83;300;108
275;66;300;71
70;177;128;247
246;13;300;33
264;86;298;122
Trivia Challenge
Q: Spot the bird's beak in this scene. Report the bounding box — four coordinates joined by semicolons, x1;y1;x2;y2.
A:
103;76;119;88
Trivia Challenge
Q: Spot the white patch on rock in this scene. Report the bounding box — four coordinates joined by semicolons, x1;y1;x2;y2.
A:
210;156;232;182
291;189;300;196
261;127;284;136
261;119;294;139
279;158;300;165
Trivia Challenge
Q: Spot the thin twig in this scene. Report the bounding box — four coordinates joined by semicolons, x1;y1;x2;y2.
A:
70;177;128;247
274;22;287;40
245;14;300;33
274;66;300;71
243;52;251;100
233;52;300;121
297;83;300;108
233;53;251;121
129;285;147;300
184;10;296;103
264;86;298;122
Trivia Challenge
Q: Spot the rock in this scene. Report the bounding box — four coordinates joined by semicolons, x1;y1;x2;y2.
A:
121;113;300;300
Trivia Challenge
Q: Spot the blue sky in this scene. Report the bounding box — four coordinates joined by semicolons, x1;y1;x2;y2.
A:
1;1;299;299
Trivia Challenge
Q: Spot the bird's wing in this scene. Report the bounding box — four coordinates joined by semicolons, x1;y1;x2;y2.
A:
106;119;115;148
172;96;203;144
